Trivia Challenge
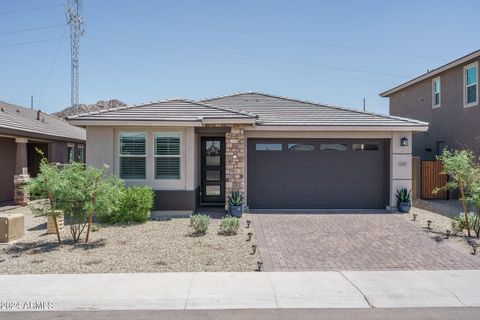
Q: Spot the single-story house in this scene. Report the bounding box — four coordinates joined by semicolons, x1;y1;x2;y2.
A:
0;101;86;205
68;92;428;212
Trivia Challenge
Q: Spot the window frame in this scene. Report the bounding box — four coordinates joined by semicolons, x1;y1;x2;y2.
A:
119;132;147;180
287;143;315;151
432;76;441;109
67;143;75;163
77;144;85;163
153;132;182;180
464;61;478;108
255;143;283;151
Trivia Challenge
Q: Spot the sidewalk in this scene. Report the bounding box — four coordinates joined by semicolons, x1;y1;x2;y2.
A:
1;270;479;311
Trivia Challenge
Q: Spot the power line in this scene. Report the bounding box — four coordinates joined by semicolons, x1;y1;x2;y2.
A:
0;37;65;49
86;2;447;62
0;3;63;15
90;28;411;79
0;24;66;36
87;34;397;86
90;28;406;82
86;36;131;104
37;27;67;107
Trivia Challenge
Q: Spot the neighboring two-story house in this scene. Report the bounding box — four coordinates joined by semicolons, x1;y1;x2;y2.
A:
381;49;480;160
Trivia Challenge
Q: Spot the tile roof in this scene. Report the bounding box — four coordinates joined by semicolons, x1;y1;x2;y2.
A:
0;101;86;142
68;99;257;122
201;92;428;127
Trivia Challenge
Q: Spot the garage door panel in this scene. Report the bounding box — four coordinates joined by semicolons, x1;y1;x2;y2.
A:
248;139;388;209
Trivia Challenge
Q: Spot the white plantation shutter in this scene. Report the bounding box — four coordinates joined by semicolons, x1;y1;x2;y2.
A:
119;133;146;179
154;133;181;179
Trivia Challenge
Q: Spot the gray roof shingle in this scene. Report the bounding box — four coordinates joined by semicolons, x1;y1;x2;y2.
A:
202;92;428;127
0;101;86;142
68;99;257;122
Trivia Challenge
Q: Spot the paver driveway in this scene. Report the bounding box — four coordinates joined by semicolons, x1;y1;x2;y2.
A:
250;211;480;271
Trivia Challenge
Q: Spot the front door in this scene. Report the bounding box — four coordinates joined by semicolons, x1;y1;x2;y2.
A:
201;137;225;204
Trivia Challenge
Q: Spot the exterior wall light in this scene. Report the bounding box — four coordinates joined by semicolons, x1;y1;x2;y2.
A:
400;137;409;146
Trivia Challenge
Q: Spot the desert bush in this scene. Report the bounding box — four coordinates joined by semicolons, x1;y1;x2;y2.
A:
219;216;240;235
96;185;154;224
190;214;210;235
451;212;480;237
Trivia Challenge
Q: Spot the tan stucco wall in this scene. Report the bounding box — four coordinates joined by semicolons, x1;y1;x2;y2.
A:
245;129;413;208
86;125;414;209
86;126;196;191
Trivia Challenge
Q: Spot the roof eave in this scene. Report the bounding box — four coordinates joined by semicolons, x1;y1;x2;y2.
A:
380;49;480;97
68;119;203;127
246;124;429;132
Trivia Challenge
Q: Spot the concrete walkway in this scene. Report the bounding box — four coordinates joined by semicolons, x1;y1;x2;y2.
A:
1;270;480;311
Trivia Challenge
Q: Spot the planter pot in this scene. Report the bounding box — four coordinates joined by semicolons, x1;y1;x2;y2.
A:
228;205;243;218
397;201;412;213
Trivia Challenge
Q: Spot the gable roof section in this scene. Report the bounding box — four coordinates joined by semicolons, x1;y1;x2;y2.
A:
0;101;86;142
380;49;480;97
68;99;257;125
201;92;428;128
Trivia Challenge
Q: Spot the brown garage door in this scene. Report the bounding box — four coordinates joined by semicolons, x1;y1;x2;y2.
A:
247;139;389;209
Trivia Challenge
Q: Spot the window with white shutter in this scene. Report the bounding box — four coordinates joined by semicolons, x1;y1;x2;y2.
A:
154;133;181;180
119;132;146;179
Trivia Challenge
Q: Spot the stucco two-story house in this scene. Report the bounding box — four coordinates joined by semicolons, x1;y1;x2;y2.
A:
69;92;427;213
381;49;480;159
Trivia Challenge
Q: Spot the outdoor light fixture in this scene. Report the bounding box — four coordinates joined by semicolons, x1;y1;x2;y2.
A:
247;232;253;241
446;229;451;239
246;220;251;228
252;244;257;254
413;213;418;221
427;220;432;229
400;137;409;147
472;243;478;255
257;261;263;271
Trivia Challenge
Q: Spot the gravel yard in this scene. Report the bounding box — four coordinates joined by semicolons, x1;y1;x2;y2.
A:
405;207;480;254
0;207;258;274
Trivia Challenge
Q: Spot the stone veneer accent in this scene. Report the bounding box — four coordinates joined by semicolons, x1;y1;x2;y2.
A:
225;125;246;209
14;173;30;206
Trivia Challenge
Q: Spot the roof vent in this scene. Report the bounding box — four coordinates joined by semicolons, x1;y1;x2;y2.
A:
36;110;41;120
0;107;3;112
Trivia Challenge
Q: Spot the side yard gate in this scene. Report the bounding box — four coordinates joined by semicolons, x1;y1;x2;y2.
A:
421;160;448;199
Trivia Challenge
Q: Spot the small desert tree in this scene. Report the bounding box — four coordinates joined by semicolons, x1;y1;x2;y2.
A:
27;160;123;242
436;149;479;237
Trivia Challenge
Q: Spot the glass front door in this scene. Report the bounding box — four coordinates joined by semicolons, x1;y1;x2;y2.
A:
201;137;225;204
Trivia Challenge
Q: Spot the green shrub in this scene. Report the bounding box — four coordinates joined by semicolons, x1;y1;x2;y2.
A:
451;212;480;237
190;214;210;235
219;216;240;235
97;185;154;224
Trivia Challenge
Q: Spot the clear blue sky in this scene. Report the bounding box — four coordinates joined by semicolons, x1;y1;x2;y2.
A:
0;0;478;114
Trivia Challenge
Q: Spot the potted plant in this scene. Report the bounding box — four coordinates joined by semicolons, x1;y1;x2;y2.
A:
396;188;412;213
228;190;244;217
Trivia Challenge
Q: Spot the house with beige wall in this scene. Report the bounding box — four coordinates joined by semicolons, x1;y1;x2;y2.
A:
69;92;428;213
381;49;480;160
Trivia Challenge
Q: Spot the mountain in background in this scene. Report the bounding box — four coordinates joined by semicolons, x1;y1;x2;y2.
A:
53;99;127;119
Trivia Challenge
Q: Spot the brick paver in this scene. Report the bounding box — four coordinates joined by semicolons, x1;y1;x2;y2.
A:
250;211;480;271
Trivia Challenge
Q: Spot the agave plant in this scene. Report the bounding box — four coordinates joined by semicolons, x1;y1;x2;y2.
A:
395;188;412;203
228;190;244;207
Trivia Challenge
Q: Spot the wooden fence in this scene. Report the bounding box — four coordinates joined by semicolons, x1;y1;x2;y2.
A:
421;160;449;199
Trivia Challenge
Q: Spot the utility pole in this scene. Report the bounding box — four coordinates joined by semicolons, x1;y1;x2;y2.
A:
66;0;84;108
30;95;34;110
